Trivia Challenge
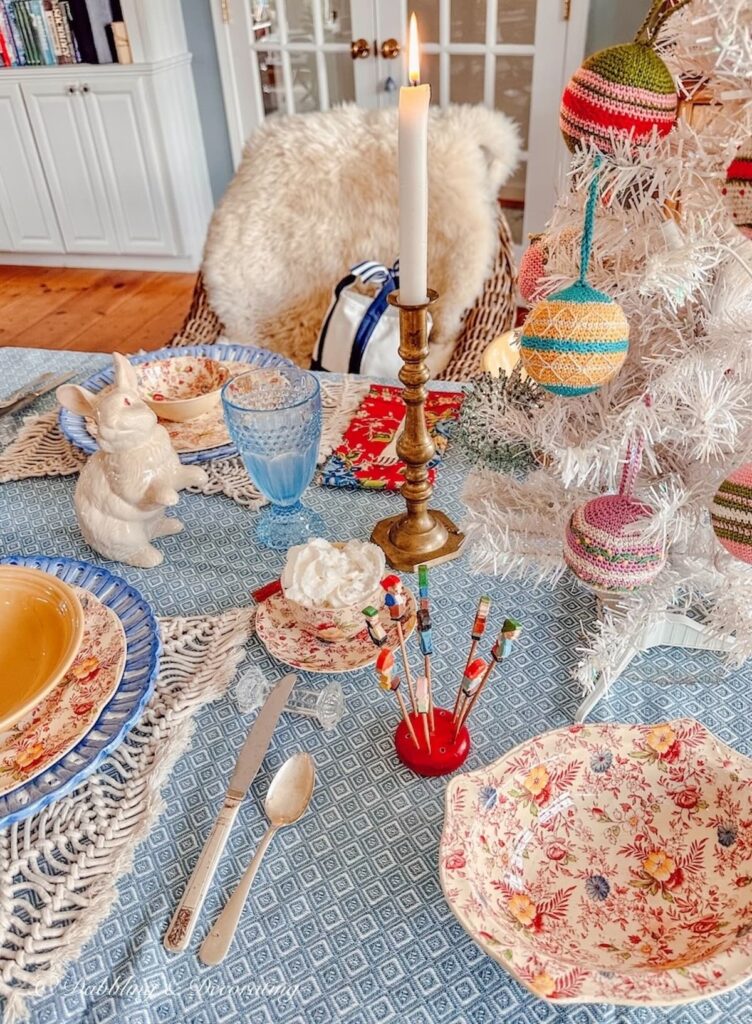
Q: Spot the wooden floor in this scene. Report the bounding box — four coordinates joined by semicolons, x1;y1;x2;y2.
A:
0;266;197;353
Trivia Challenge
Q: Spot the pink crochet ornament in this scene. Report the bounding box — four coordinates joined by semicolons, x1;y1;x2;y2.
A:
711;462;752;564
564;440;666;592
518;235;548;304
517;228;581;305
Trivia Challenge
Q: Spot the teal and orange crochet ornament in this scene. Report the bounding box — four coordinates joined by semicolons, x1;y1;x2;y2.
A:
559;0;689;154
520;159;629;397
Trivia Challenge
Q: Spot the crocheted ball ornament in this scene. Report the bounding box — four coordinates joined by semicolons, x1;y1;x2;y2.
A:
565;494;666;592
520;157;629;396
520;281;629;396
710;463;752;564
560;42;677;154
723;146;752;241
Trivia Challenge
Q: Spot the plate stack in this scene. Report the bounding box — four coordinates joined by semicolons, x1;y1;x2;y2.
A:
0;556;160;827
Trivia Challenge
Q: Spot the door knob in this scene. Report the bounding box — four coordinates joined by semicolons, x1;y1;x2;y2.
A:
81;83;90;93
67;84;78;94
350;38;370;59
380;38;400;59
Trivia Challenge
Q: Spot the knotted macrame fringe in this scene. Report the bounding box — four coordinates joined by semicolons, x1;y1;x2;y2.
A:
0;380;370;508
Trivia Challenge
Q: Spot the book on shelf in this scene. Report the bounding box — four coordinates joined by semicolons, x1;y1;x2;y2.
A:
0;25;10;65
43;0;72;63
28;0;56;64
2;4;24;65
66;0;97;63
0;3;17;64
0;0;131;66
84;0;114;62
59;2;81;61
13;3;40;65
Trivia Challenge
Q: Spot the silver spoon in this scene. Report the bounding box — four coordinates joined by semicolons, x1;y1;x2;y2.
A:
198;752;315;965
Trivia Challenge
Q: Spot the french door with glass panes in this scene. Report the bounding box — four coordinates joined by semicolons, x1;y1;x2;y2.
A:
211;0;589;246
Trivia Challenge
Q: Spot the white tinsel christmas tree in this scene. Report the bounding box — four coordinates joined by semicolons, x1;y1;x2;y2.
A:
460;0;752;717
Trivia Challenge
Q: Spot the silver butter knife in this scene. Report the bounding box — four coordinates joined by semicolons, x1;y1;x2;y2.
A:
163;672;297;952
0;369;77;417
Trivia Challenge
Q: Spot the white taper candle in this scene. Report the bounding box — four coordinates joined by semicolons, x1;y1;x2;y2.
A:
398;13;430;306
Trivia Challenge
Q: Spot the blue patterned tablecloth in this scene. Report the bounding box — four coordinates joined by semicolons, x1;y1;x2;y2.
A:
2;347;751;1024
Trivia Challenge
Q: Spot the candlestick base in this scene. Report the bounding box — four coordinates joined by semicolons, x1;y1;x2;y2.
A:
394;707;470;776
371;509;464;572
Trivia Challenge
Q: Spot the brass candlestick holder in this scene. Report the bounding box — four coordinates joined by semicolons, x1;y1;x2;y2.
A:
370;289;465;571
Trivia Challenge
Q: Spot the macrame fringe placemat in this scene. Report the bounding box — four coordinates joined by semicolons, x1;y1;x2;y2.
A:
0;606;254;1024
0;380;371;508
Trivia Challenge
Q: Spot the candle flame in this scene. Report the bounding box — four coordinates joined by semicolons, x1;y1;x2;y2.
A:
408;12;420;85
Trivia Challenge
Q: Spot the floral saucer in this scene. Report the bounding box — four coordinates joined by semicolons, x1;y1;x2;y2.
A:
0;588;126;797
440;719;752;1006
256;589;416;674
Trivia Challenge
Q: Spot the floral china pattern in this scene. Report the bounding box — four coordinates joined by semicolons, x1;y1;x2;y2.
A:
256;588;416;674
136;356;229;402
85;362;284;455
440;720;752;1006
0;589;126;796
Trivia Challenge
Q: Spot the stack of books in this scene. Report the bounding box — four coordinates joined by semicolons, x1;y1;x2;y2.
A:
0;0;131;66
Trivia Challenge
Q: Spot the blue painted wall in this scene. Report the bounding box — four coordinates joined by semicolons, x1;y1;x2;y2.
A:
180;0;234;203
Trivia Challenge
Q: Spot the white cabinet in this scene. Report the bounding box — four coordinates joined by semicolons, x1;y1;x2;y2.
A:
23;77;120;254
0;56;213;271
0;80;62;252
78;74;177;256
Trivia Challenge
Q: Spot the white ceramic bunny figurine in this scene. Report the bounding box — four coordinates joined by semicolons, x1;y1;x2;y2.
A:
57;353;208;568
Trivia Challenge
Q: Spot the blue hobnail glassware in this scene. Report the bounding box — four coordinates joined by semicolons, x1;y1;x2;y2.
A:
222;366;325;549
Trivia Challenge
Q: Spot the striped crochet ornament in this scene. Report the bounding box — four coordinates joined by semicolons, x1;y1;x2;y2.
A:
517;227;581;305
722;143;752;241
518;234;547;303
520;158;629;397
564;439;666;592
711;463;752;564
559;0;686;154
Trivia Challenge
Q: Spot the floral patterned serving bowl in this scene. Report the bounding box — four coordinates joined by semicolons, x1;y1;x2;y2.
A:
135;356;230;422
440;719;752;1006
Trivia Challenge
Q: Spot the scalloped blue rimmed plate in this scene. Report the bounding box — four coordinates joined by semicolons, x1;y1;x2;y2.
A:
0;555;160;828
58;343;293;465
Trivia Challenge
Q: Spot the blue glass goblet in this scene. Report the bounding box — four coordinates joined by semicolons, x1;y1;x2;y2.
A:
222;366;325;549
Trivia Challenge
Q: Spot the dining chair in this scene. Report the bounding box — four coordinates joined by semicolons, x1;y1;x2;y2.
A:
169;105;520;381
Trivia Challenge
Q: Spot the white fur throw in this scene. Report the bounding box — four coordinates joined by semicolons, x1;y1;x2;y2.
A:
203;104;520;375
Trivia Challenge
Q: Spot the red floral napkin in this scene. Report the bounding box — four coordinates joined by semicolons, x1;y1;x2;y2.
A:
321;384;464;491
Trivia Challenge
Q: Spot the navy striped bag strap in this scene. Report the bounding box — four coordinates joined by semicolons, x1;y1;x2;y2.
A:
348;260;399;374
311;260;399;372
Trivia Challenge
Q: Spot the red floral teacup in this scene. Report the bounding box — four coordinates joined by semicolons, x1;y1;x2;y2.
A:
280;583;384;643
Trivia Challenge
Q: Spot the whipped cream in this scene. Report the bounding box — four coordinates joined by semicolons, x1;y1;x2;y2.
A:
282;538;385;609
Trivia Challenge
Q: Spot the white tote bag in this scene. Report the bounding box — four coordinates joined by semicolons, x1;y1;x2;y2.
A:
311;260;431;378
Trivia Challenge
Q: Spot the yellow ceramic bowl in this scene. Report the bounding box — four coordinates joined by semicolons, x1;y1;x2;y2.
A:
0;566;85;731
136;356;231;423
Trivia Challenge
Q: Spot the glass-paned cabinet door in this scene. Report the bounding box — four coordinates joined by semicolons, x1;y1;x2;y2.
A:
214;0;389;164
213;0;588;241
